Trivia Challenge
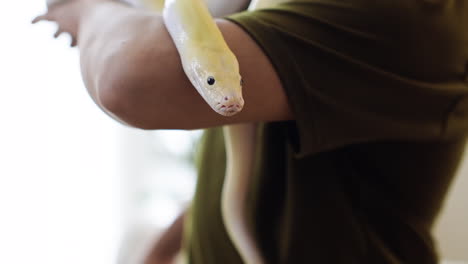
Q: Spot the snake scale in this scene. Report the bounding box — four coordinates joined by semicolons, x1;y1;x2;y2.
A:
47;0;289;263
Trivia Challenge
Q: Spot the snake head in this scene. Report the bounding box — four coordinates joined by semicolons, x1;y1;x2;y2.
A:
198;72;244;117
214;91;245;117
189;51;244;117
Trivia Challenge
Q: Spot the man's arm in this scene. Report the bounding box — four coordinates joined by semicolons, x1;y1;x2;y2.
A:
35;0;293;129
143;209;186;264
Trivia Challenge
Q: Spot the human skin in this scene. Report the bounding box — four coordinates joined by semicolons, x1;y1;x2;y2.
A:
32;0;293;130
143;210;186;264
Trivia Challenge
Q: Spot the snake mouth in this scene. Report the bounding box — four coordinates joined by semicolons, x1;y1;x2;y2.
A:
215;105;243;116
213;98;244;117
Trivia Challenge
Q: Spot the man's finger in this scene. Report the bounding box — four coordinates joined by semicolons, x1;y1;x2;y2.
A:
71;37;77;47
54;28;63;38
32;13;56;24
31;15;47;24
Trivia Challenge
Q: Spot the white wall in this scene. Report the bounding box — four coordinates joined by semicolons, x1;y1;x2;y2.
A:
0;1;122;263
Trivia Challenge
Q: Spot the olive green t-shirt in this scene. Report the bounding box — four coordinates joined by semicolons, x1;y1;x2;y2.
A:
185;1;468;263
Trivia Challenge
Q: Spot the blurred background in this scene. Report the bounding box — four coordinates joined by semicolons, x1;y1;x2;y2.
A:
0;1;466;263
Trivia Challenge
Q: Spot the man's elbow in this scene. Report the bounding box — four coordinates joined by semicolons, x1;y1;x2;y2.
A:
79;14;178;129
95;53;162;130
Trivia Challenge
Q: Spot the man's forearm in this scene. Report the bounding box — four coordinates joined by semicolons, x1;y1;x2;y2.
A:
75;1;201;129
144;210;187;264
76;0;250;106
77;1;152;110
68;0;291;129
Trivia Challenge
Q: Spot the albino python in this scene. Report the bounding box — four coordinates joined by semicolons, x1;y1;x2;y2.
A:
47;0;289;263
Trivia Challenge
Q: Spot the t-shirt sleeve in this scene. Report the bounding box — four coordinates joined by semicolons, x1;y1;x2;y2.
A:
226;2;468;157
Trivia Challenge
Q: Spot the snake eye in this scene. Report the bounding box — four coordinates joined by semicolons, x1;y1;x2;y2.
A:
240;78;244;86
207;76;215;85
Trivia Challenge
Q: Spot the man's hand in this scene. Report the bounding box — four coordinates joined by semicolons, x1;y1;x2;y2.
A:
32;0;107;47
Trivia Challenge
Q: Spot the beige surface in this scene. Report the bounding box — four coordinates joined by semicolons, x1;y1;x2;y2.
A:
434;145;468;261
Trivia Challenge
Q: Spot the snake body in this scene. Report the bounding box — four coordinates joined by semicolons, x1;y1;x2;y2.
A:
151;2;267;263
159;2;262;263
47;0;288;263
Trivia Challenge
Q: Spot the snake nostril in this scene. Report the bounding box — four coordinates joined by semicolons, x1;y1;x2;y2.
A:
224;97;229;101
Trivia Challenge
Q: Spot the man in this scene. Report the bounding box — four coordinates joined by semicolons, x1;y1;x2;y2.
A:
34;0;468;263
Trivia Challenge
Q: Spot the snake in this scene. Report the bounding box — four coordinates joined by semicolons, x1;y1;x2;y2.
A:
157;2;260;262
46;0;289;263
